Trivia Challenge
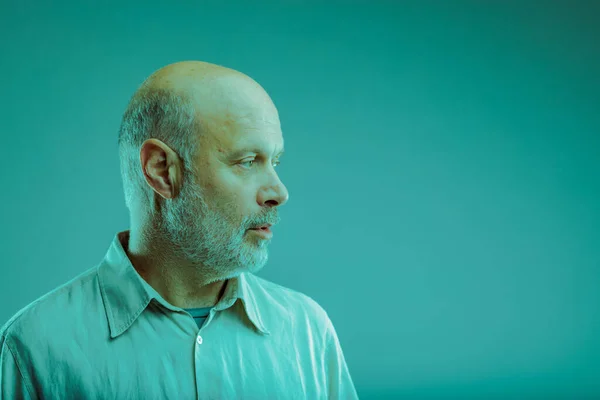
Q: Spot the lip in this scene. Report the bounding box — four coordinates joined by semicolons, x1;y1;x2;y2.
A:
254;223;272;229
248;226;273;239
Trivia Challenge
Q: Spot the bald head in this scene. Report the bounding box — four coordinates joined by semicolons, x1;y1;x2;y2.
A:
146;60;242;85
137;61;280;137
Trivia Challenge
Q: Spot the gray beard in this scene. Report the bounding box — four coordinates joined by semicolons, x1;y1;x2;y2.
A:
160;180;269;283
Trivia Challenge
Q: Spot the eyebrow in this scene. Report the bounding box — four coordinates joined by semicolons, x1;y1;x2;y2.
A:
228;147;285;159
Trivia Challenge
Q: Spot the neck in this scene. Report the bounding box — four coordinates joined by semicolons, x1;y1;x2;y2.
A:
125;225;227;309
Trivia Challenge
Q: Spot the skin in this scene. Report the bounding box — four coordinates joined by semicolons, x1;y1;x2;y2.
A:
125;61;289;309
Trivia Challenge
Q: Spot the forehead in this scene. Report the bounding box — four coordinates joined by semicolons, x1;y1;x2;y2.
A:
200;110;284;157
224;128;284;158
226;141;285;159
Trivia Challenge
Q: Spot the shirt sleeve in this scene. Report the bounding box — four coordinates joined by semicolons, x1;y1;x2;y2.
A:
324;317;360;399
1;335;35;400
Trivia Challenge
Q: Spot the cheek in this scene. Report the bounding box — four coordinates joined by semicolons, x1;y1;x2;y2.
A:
202;172;255;221
203;192;241;221
223;194;254;225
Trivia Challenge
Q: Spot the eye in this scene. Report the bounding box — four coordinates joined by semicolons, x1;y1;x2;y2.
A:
239;159;281;169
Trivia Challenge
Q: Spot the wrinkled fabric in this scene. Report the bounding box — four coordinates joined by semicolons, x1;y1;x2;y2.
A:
0;231;359;399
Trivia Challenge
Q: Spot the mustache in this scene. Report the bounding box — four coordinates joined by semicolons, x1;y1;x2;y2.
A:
249;214;280;229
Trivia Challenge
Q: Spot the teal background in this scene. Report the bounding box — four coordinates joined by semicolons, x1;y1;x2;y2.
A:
1;1;599;398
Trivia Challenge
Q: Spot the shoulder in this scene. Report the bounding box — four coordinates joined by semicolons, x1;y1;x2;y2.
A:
246;273;329;317
0;267;99;346
243;273;333;335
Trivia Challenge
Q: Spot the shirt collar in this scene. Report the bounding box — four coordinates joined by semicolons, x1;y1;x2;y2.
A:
97;230;270;338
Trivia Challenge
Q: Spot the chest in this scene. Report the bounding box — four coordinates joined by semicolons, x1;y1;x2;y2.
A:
32;326;326;399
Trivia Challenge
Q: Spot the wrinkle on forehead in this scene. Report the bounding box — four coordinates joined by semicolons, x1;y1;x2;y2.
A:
199;109;282;158
194;90;281;153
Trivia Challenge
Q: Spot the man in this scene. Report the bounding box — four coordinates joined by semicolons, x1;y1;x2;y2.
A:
0;61;359;399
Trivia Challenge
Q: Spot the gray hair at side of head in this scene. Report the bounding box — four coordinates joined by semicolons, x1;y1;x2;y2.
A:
117;87;200;214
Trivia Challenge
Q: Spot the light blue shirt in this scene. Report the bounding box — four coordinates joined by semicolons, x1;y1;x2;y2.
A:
0;230;359;399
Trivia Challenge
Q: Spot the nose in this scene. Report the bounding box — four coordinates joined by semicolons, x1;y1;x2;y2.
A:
258;178;289;208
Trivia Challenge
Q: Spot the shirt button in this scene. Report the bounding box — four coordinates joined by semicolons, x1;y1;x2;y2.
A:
197;335;203;345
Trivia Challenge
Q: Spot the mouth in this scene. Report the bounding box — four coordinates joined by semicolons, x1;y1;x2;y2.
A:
248;224;273;236
249;223;272;231
248;224;274;239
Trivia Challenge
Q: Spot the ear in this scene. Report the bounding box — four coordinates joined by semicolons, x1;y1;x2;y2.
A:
139;139;183;200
